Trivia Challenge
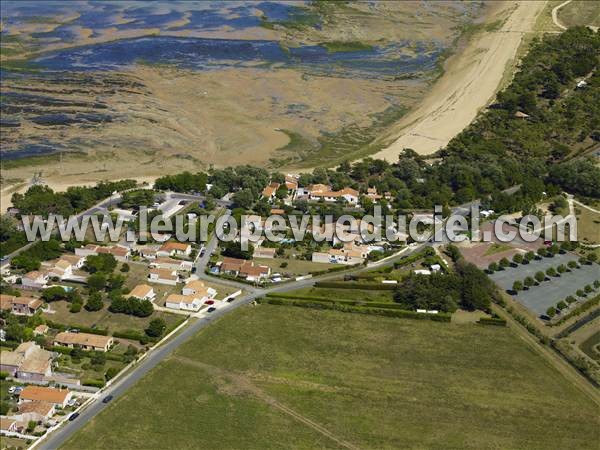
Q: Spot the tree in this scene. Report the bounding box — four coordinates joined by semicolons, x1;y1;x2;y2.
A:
584;284;593;293
576;289;585;297
85;292;104;312
587;253;598;263
120;263;130;273
84;254;117;274
537;247;547;257
524;276;535;288
221;241;254;260
594;280;600;289
546;267;557;277
41;286;68;302
513;254;524;265
444;244;461;262
568;260;578;269
565;295;576;304
487;262;498;272
535;271;546;283
512;280;523;292
456;260;495;311
557;264;566;274
525;251;536;261
499;257;510;268
87;273;107;292
556;300;567;310
546;306;557;318
232;189;255;209
146;318;166;337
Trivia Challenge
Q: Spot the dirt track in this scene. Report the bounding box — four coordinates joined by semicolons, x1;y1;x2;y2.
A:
373;1;547;160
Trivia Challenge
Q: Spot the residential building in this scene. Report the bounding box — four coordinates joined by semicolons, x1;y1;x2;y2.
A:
0;294;43;316
306;185;360;204
21;271;48;289
19;386;71;408
60;254;86;269
0;342;53;381
77;244;130;261
47;259;73;280
148;268;179;286
220;257;270;281
253;247;277;259
164;294;203;312
15;401;55;423
54;332;114;352
157;242;192;258
261;182;280;201
312;243;369;265
128;284;156;301
34;324;49;336
181;280;216;299
365;187;382;202
136;246;159;260
150;257;193;272
0;417;18;433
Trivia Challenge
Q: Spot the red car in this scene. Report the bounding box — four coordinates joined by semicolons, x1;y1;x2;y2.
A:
205;300;214;305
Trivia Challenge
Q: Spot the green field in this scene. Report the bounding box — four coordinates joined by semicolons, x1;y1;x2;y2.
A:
63;305;599;449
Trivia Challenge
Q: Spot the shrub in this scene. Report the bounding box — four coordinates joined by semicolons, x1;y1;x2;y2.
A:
556;301;567;310
499;257;510;268
105;367;120;381
546;306;557;317
546;267;557;277
0;371;8;380
513;254;523;264
82;379;105;388
478;317;507;326
524;276;535;287
535;271;546;282
565;295;576;304
584;285;593;293
512;280;523;292
69;303;81;313
488;262;498;272
567;260;578;269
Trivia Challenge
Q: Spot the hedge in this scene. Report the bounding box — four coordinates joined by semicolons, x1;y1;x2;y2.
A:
478;317;507;326
313;281;396;290
82;379;105;388
112;330;154;344
259;297;451;322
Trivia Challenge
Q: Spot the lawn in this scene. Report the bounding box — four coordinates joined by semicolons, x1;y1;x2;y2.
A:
575;206;600;245
484;242;513;256
290;286;396;302
43;301;181;334
253;257;336;276
63;305;599;449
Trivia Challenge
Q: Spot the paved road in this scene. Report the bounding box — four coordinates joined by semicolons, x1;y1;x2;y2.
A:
36;242;425;450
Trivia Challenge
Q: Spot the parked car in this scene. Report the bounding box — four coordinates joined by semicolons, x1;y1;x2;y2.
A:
67;398;77;407
13;387;23;395
207;307;216;313
205;300;214;305
102;395;113;404
69;413;80;421
8;386;16;394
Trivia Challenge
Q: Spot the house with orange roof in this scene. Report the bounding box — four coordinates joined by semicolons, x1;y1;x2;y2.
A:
164;293;203;312
15;400;55;423
0;294;43;316
19;386;71;408
128;284;155;301
54;332;114;352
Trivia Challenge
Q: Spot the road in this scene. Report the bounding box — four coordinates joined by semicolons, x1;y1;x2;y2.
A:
552;0;572;30
36;240;425;450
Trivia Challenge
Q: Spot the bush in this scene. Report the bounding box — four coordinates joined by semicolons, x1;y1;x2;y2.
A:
105;367;120;381
0;371;8;380
546;306;557;317
69;303;81;313
556;300;567;310
313;281;396;290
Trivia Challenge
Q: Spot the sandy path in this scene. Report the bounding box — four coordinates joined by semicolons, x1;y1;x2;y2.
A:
372;1;547;161
552;0;573;30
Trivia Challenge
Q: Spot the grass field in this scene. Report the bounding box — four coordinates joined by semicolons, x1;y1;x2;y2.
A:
575;206;600;245
254;257;336;276
558;0;600;28
63;305;599;449
290;286;396;302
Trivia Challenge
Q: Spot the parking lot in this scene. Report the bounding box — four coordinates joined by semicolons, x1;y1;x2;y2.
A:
490;254;600;316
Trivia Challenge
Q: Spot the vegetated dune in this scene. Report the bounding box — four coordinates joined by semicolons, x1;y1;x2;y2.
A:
372;0;547;161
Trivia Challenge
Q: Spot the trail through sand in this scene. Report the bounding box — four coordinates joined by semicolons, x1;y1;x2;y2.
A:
373;1;547;161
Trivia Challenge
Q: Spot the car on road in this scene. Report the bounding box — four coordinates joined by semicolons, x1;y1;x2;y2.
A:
207;307;216;313
69;413;80;421
102;395;113;403
226;298;235;303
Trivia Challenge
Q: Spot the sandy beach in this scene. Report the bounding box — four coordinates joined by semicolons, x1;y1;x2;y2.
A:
372;1;547;160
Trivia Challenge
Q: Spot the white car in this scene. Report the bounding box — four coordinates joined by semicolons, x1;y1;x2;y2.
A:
67;398;77;407
8;386;16;394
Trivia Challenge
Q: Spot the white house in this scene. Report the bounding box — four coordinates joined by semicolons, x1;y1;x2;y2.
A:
148;268;179;286
47;260;73;280
165;294;203;312
157;242;192;258
128;284;156;301
151;257;193;272
136;246;159;260
60;254;86;269
21;271;48;289
181;280;216;300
